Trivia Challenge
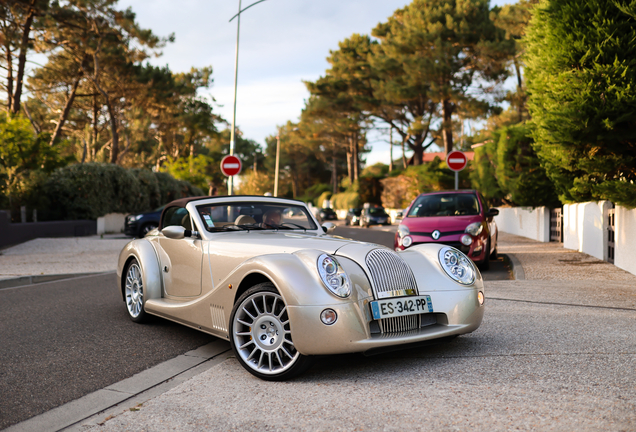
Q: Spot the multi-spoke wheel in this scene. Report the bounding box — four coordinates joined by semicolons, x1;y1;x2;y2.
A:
230;283;313;381
124;258;149;323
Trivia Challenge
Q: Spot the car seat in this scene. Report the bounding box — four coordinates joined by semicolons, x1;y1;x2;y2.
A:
235;215;256;225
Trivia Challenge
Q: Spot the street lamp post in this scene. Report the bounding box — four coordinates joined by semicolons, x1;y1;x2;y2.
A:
227;0;268;195
274;134;280;197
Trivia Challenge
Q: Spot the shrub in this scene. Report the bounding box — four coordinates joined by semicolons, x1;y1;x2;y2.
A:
38;163;202;220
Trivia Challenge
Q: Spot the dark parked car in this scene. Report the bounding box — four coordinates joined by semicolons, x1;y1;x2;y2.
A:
345;208;362;226
124;206;164;238
319;208;338;221
394;190;499;270
360;206;390;227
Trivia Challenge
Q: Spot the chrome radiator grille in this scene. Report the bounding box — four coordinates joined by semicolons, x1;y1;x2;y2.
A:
378;314;420;333
365;249;418;299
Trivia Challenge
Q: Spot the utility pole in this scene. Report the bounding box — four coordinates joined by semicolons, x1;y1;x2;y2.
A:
228;0;268;195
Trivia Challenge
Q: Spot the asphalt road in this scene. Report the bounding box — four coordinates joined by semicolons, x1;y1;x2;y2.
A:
0;227;509;430
0;274;215;430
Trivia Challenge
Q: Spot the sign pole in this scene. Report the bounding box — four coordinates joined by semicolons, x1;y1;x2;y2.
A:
446;150;467;191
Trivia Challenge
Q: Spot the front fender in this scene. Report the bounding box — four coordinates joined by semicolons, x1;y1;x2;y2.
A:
399;243;484;292
219;250;373;308
117;239;162;302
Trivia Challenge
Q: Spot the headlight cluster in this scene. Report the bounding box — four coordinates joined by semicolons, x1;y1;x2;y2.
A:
438;246;476;285
132;214;144;221
397;225;413;248
465;222;483;236
317;254;351;298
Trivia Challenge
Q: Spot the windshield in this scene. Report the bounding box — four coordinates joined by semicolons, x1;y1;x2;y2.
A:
368;207;387;216
196;202;318;232
407;193;480;217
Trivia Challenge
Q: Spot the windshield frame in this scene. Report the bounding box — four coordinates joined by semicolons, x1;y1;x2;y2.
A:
194;201;319;233
407;193;482;218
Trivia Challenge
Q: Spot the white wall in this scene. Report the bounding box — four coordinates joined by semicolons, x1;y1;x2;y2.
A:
615;205;636;276
97;213;127;235
494;206;550;242
563;201;612;261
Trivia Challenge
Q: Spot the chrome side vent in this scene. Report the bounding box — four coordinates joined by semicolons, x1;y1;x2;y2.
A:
365;248;418;299
210;304;227;332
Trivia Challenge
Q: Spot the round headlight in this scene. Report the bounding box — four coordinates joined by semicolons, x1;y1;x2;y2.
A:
460;234;473;246
438;246;476;285
465;222;483;236
402;235;413;248
317;254;351;298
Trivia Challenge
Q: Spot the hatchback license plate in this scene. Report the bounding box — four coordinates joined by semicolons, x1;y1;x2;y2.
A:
370;295;433;320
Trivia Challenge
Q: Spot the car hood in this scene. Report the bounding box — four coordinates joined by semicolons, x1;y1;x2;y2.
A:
206;230;366;255
401;215;482;232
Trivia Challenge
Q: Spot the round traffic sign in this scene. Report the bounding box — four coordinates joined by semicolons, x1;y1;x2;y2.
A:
446;151;467;172
221;155;242;177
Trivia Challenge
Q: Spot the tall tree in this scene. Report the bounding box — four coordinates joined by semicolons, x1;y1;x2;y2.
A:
0;0;49;115
525;0;636;206
372;0;511;156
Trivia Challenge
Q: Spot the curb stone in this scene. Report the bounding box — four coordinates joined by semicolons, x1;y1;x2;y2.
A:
501;253;525;280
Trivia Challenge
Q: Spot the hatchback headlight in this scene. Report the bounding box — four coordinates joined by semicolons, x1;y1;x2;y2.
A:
397;225;410;238
438;246;476;285
465;222;483;236
317;254;351;298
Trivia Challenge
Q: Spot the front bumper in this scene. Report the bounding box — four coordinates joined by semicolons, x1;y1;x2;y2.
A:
395;234;488;262
287;287;484;356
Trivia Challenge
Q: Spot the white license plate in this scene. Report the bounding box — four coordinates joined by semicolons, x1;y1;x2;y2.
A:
370;295;433;320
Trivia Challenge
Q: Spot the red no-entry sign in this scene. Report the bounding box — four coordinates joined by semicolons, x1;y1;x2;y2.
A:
221;155;242;177
446;151;467;172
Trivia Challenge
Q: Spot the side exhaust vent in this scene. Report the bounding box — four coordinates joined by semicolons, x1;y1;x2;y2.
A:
210;304;227;332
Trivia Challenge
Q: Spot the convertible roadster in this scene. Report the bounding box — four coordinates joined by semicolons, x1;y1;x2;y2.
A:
117;196;485;380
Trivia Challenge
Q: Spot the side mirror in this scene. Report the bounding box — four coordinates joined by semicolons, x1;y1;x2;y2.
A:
486;208;499;218
322;222;336;234
162;226;199;239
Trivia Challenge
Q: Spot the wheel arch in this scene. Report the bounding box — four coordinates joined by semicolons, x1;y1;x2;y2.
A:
117;239;163;303
235;272;275;304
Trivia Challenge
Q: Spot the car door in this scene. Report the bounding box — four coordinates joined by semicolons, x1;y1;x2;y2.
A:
157;206;203;298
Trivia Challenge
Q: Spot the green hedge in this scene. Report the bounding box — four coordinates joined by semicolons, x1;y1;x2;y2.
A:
36;163;203;220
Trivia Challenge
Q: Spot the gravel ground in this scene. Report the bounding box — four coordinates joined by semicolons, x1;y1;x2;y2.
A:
0;235;130;279
89;298;636;432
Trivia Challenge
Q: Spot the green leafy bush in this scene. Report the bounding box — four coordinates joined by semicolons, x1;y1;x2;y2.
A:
525;0;636;206
36;164;203;220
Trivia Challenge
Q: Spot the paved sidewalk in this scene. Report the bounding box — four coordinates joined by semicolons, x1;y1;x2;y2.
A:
0;235;129;281
6;232;636;431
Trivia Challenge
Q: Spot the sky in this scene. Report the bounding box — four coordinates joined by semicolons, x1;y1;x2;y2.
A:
119;0;516;166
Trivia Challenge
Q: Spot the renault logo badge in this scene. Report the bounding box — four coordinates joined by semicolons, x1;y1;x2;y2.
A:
432;230;441;240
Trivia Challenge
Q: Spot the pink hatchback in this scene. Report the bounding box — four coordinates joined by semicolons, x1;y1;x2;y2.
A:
394;190;499;270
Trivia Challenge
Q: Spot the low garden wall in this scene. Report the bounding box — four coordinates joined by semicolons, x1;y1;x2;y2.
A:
0;211;96;249
493;207;550;242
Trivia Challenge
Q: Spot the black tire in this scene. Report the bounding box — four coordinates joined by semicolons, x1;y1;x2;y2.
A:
230;283;314;381
479;239;491;271
123;258;150;323
140;223;158;237
490;234;498;259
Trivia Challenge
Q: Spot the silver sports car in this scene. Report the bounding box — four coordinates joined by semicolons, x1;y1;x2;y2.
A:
117;196;485;380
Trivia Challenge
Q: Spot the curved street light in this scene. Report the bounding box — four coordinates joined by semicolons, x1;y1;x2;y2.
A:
227;0;268;195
